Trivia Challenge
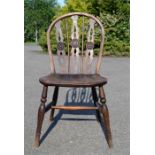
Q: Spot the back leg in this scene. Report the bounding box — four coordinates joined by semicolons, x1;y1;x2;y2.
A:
92;87;101;122
49;86;59;121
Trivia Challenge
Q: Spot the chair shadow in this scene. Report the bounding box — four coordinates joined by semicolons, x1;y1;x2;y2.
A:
40;88;108;145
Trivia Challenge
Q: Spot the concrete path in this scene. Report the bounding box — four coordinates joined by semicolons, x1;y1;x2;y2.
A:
24;44;130;155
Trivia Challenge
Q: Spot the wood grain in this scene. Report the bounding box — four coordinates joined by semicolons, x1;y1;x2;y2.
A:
51;105;98;110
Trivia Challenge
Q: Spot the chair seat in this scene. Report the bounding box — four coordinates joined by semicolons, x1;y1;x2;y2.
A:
39;73;107;87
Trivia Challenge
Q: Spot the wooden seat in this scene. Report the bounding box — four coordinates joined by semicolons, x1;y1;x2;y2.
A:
35;12;112;149
39;74;107;87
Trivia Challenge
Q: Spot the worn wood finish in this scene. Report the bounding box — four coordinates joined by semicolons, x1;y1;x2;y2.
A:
55;21;67;73
70;15;80;73
47;12;104;74
92;87;101;122
39;73;107;87
100;103;113;148
99;86;112;148
81;16;84;73
49;86;59;121
35;86;48;147
84;19;95;73
99;86;106;103
51;105;98;110
35;13;112;148
65;19;70;73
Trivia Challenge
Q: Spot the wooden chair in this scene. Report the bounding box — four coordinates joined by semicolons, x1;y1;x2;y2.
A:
35;12;112;148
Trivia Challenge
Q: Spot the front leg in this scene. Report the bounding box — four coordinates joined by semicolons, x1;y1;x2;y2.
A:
35;85;48;147
99;86;113;148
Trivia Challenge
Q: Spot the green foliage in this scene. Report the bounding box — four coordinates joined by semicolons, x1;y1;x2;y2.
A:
24;0;58;42
60;0;90;13
25;0;130;56
86;0;130;56
100;12;130;56
38;31;47;51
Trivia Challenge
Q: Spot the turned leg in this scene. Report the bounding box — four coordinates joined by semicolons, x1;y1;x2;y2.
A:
35;85;48;147
99;86;113;148
49;86;59;121
92;87;101;122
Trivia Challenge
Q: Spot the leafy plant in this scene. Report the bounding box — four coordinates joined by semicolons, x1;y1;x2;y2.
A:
25;0;130;56
24;0;58;42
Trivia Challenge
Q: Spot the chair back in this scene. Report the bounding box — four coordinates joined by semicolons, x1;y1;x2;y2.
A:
47;12;104;74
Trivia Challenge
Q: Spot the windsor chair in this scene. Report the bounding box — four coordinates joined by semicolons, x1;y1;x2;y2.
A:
34;12;112;148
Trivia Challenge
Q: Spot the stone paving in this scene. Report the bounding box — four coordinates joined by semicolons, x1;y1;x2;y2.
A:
24;44;130;155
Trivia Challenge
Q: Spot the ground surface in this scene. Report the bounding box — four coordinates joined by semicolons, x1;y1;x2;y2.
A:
24;44;130;155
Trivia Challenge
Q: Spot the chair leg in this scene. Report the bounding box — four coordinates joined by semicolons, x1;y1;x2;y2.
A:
92;87;101;122
35;86;48;147
49;86;59;121
99;86;113;148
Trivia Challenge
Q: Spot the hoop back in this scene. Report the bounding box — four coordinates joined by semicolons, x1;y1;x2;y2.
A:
47;12;104;74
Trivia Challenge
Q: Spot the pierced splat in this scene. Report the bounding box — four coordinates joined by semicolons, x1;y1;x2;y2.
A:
84;19;95;73
86;19;95;58
70;15;80;56
70;15;80;73
55;21;67;73
55;21;65;55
